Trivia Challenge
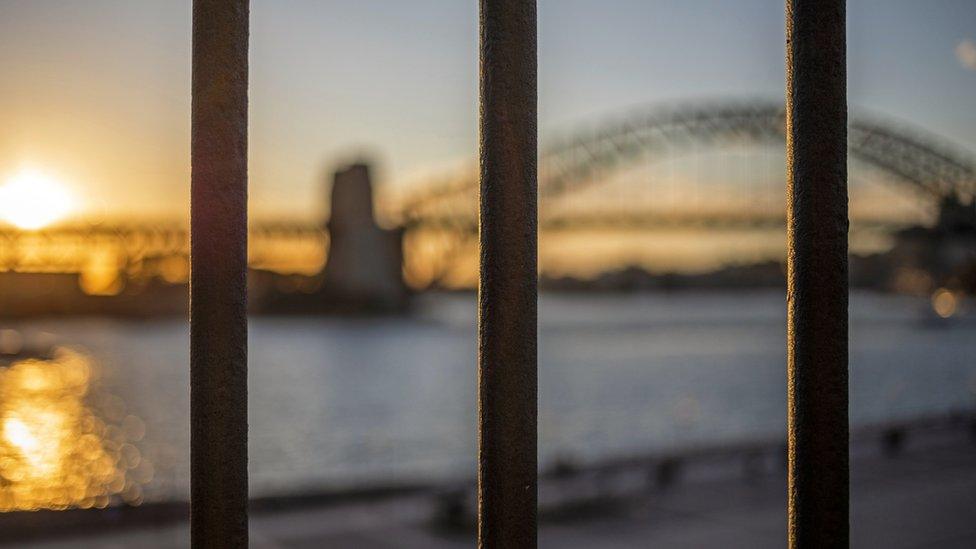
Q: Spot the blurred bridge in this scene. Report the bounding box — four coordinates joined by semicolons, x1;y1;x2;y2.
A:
394;100;976;285
398;99;976;229
1;99;974;291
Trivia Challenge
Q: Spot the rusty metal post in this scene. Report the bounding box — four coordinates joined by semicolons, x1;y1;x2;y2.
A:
478;0;537;547
191;1;249;547
785;0;849;546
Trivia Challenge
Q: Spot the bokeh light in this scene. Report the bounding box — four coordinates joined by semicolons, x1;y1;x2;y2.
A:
0;347;150;511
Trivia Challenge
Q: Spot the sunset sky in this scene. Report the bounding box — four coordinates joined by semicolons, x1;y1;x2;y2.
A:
1;0;974;223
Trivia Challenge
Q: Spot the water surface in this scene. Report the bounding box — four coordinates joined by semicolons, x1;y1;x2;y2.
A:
5;290;974;503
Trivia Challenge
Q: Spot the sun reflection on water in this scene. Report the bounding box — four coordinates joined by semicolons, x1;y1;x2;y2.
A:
0;347;150;511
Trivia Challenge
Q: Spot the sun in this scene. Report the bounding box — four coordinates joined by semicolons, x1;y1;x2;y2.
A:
0;169;78;230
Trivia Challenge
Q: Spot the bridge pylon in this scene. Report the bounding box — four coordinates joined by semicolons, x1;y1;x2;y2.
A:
320;163;408;310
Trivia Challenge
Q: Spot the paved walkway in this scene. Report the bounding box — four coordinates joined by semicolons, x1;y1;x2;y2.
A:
10;427;976;548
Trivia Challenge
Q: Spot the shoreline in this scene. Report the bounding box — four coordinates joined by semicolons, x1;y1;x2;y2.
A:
2;409;972;544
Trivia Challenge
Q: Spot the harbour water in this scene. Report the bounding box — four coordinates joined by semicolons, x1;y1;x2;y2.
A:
3;290;974;504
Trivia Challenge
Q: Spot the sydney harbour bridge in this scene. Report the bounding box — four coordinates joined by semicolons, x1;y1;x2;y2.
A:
392;99;975;287
1;99;974;292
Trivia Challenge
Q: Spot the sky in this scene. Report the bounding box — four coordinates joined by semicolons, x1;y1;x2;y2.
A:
0;0;974;222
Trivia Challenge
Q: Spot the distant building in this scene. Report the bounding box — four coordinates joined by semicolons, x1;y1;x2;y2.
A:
883;196;976;295
0;271;187;317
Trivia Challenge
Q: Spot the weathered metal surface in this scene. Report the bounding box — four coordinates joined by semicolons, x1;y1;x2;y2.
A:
190;1;249;547
785;0;850;546
478;0;538;547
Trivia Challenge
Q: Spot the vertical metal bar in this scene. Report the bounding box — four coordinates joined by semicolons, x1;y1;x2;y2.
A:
785;0;849;546
190;1;249;547
478;0;537;547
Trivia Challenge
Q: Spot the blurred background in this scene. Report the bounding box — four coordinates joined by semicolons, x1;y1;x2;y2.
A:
0;1;975;547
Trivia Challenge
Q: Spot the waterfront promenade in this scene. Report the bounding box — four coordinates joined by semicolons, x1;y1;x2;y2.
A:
7;421;974;548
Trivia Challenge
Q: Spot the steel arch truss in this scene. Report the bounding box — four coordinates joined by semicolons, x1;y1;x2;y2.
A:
402;100;976;227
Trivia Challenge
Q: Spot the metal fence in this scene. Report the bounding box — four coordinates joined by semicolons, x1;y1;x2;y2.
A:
190;1;249;547
188;1;848;547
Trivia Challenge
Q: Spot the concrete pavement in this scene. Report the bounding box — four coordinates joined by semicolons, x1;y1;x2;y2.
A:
8;426;976;548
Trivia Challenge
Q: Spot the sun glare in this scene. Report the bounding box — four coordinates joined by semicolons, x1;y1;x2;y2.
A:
0;169;77;230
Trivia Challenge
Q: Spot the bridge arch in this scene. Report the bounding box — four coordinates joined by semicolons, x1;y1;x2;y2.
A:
540;100;976;203
402;100;976;224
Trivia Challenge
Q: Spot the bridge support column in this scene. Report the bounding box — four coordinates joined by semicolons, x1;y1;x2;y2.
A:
785;0;849;547
478;0;538;547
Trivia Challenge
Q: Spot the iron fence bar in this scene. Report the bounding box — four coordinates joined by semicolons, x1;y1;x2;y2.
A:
785;0;849;546
478;0;538;547
190;1;249;547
